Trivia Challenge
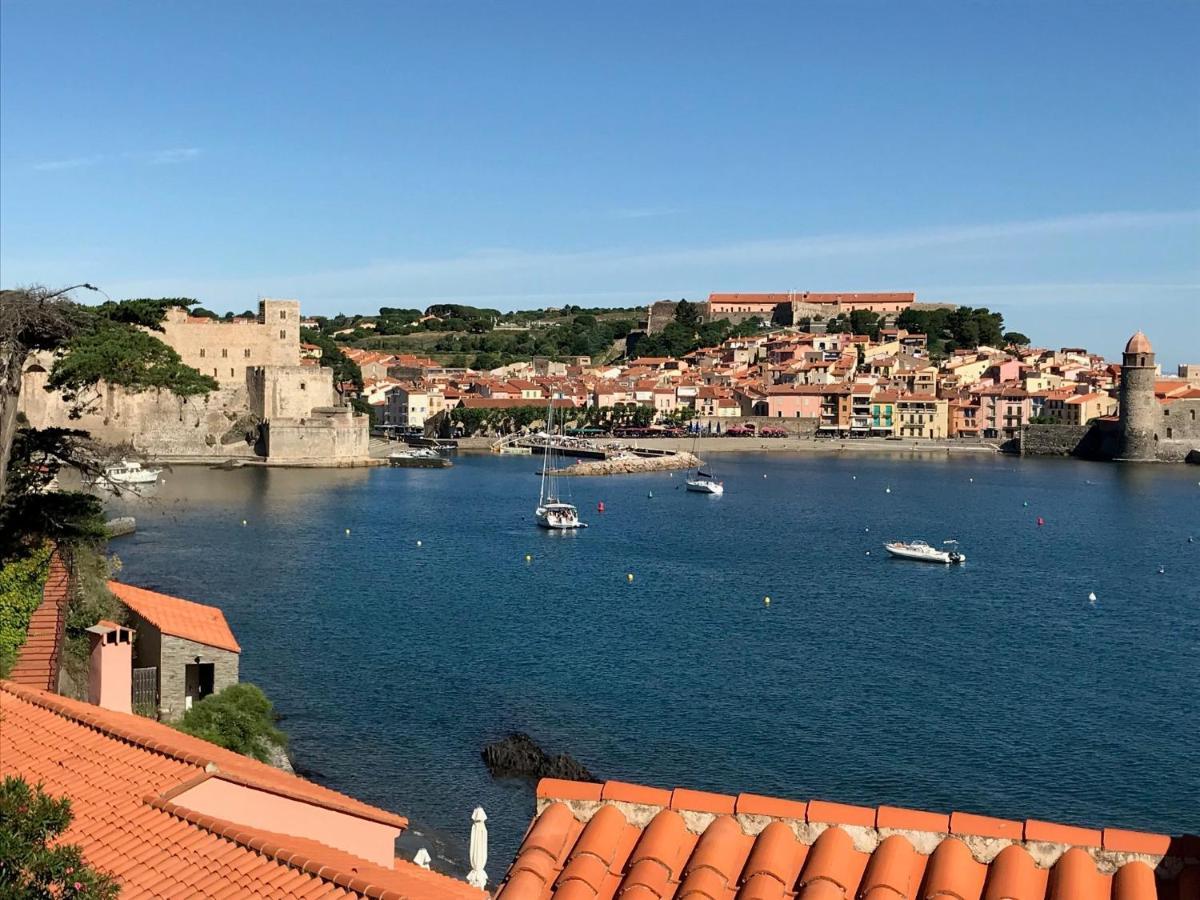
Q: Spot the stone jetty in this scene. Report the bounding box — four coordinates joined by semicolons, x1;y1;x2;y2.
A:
554;452;700;476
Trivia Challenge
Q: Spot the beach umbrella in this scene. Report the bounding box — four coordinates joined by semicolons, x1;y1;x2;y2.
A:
467;807;488;889
413;848;431;869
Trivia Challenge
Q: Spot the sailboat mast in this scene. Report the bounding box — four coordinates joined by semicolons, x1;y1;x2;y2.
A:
540;398;553;504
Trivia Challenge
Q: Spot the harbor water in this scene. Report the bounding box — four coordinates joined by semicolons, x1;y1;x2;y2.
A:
104;452;1200;872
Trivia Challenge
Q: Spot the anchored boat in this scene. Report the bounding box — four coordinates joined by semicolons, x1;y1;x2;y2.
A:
535;400;586;529
884;540;965;564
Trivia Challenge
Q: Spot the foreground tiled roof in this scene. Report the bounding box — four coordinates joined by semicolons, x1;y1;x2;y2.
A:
108;580;241;652
0;682;482;899
496;779;1199;899
9;550;69;689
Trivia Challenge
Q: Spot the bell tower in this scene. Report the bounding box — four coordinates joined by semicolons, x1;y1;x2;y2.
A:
1117;331;1157;460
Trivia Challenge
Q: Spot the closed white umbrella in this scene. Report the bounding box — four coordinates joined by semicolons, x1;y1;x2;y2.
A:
467;807;488;889
413;848;431;870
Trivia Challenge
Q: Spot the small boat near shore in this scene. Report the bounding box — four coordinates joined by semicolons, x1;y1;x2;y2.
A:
884;540;965;564
92;459;161;485
389;448;452;468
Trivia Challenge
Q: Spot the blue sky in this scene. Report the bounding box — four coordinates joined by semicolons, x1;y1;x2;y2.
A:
2;1;1197;365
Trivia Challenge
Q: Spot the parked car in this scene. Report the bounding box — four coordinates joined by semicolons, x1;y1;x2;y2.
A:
760;426;788;437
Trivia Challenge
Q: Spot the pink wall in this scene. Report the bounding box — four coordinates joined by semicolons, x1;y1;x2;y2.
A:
767;394;822;418
173;778;401;866
89;628;132;714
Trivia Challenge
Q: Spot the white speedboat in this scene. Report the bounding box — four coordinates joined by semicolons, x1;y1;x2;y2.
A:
535;400;586;529
884;540;965;564
686;472;724;494
102;459;161;485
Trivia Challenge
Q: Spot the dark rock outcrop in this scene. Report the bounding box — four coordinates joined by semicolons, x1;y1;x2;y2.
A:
481;732;596;783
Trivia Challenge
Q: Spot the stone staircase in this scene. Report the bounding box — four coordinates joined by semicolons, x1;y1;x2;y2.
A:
9;552;70;691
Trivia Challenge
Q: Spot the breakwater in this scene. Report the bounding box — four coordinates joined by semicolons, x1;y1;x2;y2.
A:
554;452;699;475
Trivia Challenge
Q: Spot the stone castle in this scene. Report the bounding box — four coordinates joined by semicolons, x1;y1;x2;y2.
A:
19;299;370;465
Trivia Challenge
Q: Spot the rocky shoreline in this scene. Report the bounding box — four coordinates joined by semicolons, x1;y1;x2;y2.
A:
554;452;700;476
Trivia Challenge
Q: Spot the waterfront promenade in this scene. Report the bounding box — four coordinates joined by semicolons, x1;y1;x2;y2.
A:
453;434;1002;456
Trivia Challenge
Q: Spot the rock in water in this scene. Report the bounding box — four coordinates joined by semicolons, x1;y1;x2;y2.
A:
481;732;596;782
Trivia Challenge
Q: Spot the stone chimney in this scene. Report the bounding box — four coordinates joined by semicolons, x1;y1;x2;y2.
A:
86;620;134;714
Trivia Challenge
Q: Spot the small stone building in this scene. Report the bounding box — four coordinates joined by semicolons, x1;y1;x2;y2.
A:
107;581;240;721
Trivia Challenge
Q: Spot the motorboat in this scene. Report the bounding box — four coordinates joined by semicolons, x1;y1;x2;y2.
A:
686;471;724;494
884;540;965;564
100;459;161;485
388;447;452;468
535;400;586;529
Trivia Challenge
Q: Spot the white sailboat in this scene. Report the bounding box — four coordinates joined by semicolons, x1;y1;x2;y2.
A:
535;401;586;529
685;428;723;494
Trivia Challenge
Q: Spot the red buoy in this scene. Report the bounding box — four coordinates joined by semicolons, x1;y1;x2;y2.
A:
1037;517;1045;526
597;501;605;512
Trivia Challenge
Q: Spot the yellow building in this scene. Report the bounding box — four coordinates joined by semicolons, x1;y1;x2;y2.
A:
895;395;949;439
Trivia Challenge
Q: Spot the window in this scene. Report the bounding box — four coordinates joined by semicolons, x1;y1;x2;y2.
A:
1166;427;1173;439
199;348;206;358
280;310;287;320
230;368;234;377
244;348;251;358
280;330;286;339
300;382;306;391
221;348;228;358
213;368;218;376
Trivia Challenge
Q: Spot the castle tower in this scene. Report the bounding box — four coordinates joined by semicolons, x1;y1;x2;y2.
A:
1117;330;1157;460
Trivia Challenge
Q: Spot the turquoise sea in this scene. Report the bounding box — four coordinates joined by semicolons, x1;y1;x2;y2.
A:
105;452;1200;872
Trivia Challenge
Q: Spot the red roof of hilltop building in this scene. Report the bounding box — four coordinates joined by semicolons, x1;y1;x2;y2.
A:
0;681;483;899
108;580;241;653
496;779;1199;900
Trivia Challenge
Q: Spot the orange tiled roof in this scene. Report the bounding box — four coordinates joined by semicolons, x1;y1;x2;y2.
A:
107;581;240;653
496;779;1198;900
0;681;482;899
9;550;69;689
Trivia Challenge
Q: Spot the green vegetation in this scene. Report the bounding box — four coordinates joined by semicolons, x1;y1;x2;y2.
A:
0;543;53;678
0;775;120;899
629;307;763;359
896;306;1007;357
176;683;287;763
299;327;362;396
1004;331;1031;347
825;309;881;341
47;326;218;407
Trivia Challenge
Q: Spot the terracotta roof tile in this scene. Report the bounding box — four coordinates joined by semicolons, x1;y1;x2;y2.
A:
1;681;481;899
107;581;240;652
501;779;1197;900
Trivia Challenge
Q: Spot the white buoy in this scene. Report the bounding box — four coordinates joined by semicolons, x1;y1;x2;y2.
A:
1088;591;1097;603
345;528;351;535
416;539;423;547
852;475;856;480
865;550;871;556
969;477;974;483
885;487;891;494
525;554;532;563
1158;566;1165;574
864;527;870;532
626;573;634;583
764;596;771;605
647;491;653;499
241;519;247;526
